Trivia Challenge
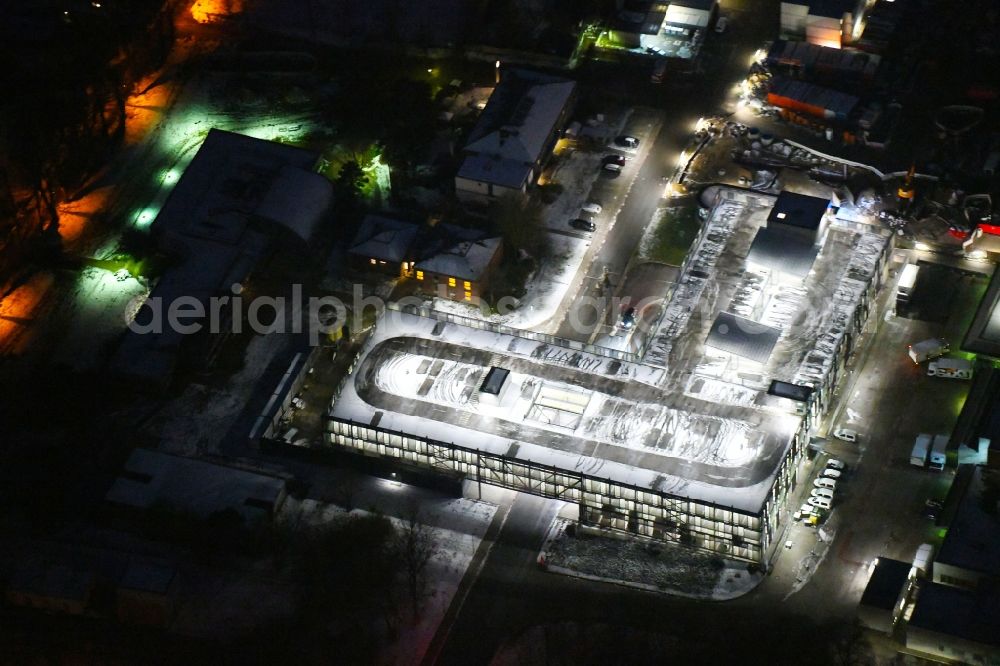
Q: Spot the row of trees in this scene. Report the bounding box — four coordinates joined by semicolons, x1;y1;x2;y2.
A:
0;1;175;275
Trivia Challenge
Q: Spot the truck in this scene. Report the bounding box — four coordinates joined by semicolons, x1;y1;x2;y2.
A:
928;434;948;471
928;357;974;380
912;543;933;577
909;338;949;364
896;263;920;307
910;433;931;467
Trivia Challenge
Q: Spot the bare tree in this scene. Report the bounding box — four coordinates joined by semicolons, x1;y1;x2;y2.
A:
397;503;438;618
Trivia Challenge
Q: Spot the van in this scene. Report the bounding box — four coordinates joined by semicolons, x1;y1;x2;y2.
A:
808;496;832;511
813;477;837;490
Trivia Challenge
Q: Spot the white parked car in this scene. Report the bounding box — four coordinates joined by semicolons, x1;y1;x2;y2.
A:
827;459;846;471
813;477;837;490
581;202;603;215
833;428;858;443
821;468;842;480
811;487;834;500
808;496;832;511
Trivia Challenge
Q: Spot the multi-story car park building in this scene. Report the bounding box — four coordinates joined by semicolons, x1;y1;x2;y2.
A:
322;188;891;564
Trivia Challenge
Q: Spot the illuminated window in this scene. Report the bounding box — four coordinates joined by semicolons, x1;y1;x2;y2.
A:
464;281;471;290
379;260;386;265
776;212;786;219
369;258;377;265
416;271;424;281
448;277;456;287
464;291;472;301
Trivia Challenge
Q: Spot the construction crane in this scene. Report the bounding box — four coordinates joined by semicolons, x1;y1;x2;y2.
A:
897;164;916;201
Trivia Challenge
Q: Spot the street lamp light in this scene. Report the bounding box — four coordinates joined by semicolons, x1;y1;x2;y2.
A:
495;60;501;84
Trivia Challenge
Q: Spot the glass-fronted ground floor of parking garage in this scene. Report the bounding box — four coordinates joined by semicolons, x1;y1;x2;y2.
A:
325;416;813;563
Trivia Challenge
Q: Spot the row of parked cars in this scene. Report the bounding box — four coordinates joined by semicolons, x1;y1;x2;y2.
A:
567;136;639;232
795;458;847;520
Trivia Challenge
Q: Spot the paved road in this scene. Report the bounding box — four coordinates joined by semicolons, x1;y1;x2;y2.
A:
553;1;768;343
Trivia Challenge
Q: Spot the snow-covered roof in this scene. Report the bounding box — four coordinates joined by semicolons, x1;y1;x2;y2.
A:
456;153;533;190
348;215;420;263
255;165;333;243
330;310;799;513
706;312;781;365
111;130;329;389
106;449;286;520
746;227;819;279
464;70;575;170
416;236;502;281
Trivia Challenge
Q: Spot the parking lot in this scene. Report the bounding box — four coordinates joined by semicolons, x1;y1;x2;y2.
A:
760;253;987;621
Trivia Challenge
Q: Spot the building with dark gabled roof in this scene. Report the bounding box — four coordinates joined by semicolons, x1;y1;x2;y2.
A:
348;214;420;277
455;69;576;203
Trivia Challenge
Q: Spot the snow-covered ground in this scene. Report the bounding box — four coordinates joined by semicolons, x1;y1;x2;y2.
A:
430;231;589;331
542;519;762;600
280;494;498;665
143;332;297;455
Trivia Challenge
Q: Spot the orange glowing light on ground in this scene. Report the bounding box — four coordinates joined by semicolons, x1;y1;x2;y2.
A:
57;187;111;245
191;0;242;24
0;272;54;355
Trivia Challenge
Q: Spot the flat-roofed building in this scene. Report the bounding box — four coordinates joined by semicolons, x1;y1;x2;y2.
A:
109;129;334;391
767;190;831;245
706;311;782;371
746;227;820;285
858;557;911;633
106;449;288;522
906;582;1000;665
934;465;1000;590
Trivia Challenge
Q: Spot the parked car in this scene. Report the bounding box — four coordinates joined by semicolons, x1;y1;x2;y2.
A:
925;498;944;509
814;477;837;490
570;218;596;232
833;428;858;443
922;505;939;520
821;468;842;480
715;15;728;33
613;135;639;151
811;487;835;500
602;163;623;176
581;202;603;215
826;459;846;471
808;496;832;511
602;154;626;167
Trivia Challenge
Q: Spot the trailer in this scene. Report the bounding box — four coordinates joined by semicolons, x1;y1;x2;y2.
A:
928;357;973;380
896;263;919;305
908;338;949;364
928;435;948;471
910;433;931;467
